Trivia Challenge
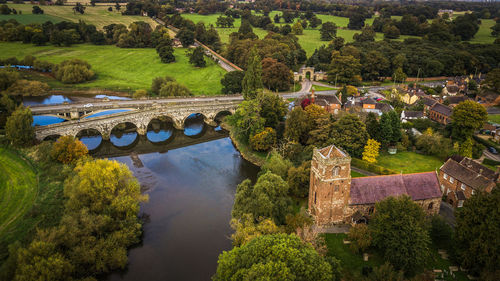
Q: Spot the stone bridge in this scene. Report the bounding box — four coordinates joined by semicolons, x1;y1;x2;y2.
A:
34;100;239;141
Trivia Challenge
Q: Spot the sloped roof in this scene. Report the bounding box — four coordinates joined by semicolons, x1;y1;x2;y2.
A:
403;111;424;118
446;95;468;105
440;158;495;190
319;144;348;159
362;97;377;104
350;172;442;205
375;103;393;113
316;92;341;105
422;97;437;107
430;103;452;117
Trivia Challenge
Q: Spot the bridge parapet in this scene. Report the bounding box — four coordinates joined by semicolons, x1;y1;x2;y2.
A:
35;100;240;141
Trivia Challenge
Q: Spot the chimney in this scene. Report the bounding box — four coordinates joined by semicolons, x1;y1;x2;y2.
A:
311;88;315;104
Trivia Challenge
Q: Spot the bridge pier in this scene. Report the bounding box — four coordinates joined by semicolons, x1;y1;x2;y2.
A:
204;117;217;127
137;125;148;136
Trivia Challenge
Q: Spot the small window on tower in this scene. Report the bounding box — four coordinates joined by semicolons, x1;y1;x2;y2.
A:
333;166;340;176
334;185;339;191
314;192;317;204
368;207;374;215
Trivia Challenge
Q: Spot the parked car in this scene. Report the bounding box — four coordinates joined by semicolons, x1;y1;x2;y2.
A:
83;103;93;107
488;147;498;154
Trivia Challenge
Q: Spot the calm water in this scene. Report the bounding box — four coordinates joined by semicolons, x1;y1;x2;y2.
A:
23;94;130;106
76;120;259;281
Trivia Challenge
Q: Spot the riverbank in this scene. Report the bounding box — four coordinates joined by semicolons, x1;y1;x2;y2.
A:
221;122;267;167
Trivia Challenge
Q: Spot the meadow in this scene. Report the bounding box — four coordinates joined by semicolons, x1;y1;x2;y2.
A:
0;148;37;260
0;3;156;30
181;11;497;55
376;151;443;174
0;42;226;95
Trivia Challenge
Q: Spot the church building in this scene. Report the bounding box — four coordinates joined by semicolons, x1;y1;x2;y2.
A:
309;145;442;225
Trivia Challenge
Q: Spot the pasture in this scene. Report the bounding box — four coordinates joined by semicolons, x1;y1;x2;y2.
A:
0;4;157;30
181;11;497;55
0;42;225;95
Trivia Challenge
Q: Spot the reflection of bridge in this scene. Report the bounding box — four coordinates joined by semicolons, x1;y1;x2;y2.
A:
34;100;239;141
92;127;228;159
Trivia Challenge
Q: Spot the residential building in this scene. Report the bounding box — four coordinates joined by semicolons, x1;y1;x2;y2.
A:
438;156;498;208
401;110;425;123
428;103;452;125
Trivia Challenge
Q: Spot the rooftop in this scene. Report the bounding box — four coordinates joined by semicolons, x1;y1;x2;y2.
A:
318;145;349;159
430;103;453;117
441;157;498;189
350;172;442;205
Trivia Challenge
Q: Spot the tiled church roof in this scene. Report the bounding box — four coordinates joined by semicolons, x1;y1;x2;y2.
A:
350;172;441;205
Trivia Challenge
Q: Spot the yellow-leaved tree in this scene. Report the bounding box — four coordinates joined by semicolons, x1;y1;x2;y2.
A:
51;135;88;164
362;138;381;163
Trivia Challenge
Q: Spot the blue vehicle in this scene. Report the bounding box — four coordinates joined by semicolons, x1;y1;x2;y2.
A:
488;147;498;154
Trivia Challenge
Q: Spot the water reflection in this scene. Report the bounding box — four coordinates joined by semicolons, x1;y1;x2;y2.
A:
84;109;131;119
94;94;131;100
184;113;205;136
147;119;174;143
107;137;259;281
32;115;66;126
24;95;73;106
77;129;102;151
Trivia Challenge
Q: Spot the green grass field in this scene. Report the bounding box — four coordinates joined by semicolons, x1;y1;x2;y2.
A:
377;151;443;174
0;4;156;30
0;148;37;257
351;171;365;178
181;12;496;55
488;114;500;124
0;42;225;95
312;84;335;92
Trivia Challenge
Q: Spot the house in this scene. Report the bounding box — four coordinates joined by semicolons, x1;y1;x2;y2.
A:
309;145;442;225
297;91;342;114
428;103;452;125
444;95;469;107
422;97;437;114
345;97;393;116
401;110;425;123
397;85;426;105
438;156;498;208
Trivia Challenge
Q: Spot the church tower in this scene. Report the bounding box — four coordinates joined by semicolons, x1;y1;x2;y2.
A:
309;145;351;225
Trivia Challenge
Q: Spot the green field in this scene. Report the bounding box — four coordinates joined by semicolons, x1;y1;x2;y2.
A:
0;42;225;95
0;148;37;257
181;12;497;55
351;171;365;178
488;114;500;124
377;151;443;174
312;84;335;92
0;4;156;30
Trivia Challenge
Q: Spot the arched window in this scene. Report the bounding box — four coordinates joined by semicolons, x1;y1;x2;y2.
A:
333;166;340;177
428;202;434;210
368;207;374;215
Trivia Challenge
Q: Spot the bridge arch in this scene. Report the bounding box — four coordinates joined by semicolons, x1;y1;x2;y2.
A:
109;122;139;148
76;129;103;151
145;116;176;143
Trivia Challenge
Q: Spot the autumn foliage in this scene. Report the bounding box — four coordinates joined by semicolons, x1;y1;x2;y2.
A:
250;127;276;152
51;135;88;164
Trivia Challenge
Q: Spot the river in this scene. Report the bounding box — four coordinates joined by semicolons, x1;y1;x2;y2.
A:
73;116;259;281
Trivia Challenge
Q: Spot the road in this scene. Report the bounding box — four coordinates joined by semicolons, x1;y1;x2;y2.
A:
483;149;500;162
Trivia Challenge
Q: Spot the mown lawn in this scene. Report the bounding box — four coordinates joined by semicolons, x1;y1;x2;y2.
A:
488;114;500;124
0;42;226;95
0;148;37;259
376;151;443;174
351;171;366;178
312;84;335;92
1;4;156;30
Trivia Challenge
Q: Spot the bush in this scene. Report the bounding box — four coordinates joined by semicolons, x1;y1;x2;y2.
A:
0;68;20;91
158;81;191;97
132;89;148;99
51;135;88;164
54;59;94;84
351;158;398;175
249;127;276;152
151;75;175;94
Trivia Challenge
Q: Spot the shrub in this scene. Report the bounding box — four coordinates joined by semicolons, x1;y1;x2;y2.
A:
158;81;191;97
7;80;50;96
249;127;276;152
132;89;148;99
54;59;94;84
151;75;175;94
51;135;88;164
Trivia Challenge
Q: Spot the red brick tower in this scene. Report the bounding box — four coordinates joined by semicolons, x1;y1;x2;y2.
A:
309;145;352;225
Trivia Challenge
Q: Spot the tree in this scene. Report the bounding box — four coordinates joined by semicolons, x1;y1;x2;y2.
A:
361;50;390;81
454;189;499;278
383;24;400;39
347;224;372;254
175;28;195;47
72;2;85;14
114;1;120;11
0;93;15;127
257;92;287;129
7;80;50;96
158;81;191;97
226;99;265;141
291;21;303;35
327;51;362;85
388;111;401;144
348;13;365;30
483;68;500;93
365;112;380;141
280;24;291;36
320;22;337;41
213;234;340;281
157;45;175;63
284;107;311;145
367;263;404;281
187;46;206;67
309;16;322;29
261;58;292;92
14;241;73;281
250;127;276;151
242;48;263;100
0;69;20;91
221;71;244;95
261;152;293;180
379;111;401;146
232;172;291;225
362;139;381;163
6;105;34;147
287;161;311;198
230;214;281;247
451;100;487;141
392;67;407;83
31;32;48;46
330;114;369;158
51;135;88;164
370;196;431;276
32;5;44;14
151;75;175;94
54;59;94;84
